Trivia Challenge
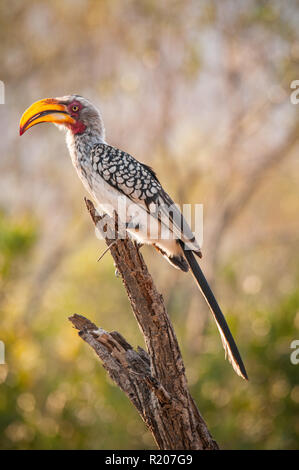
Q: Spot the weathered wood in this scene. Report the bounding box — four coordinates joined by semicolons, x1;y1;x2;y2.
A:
69;198;218;450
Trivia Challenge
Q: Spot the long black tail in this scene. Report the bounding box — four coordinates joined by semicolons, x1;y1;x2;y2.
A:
180;241;248;380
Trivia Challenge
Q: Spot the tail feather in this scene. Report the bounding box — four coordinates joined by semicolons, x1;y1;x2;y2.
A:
180;241;248;380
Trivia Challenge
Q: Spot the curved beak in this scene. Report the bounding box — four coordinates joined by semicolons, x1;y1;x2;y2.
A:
19;98;75;136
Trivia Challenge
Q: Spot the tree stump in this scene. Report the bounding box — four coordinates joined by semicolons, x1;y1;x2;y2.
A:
69;199;218;450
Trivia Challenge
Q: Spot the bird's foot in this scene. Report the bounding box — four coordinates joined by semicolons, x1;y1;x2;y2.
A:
134;241;144;250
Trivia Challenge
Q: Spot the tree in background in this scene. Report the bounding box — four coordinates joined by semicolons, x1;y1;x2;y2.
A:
0;0;298;449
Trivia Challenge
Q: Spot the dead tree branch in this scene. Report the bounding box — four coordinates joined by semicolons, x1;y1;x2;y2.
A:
68;198;218;450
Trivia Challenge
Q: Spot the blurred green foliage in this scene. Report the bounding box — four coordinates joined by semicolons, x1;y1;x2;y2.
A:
0;213;36;278
0;0;298;450
0;217;298;449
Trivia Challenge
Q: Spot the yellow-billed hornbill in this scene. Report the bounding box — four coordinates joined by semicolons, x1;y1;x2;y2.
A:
20;95;248;380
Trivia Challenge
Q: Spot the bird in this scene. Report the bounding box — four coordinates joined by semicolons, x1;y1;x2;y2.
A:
19;94;248;380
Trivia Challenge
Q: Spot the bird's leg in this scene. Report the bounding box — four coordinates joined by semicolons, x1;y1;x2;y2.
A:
125;220;143;250
134;240;144;251
114;263;120;278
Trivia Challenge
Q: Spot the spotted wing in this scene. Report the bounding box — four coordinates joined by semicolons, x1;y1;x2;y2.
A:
91;144;201;252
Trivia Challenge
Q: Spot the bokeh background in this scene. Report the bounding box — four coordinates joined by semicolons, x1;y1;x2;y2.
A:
0;0;298;450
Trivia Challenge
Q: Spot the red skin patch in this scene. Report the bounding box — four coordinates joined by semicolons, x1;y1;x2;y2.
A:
65;100;86;134
68;120;86;135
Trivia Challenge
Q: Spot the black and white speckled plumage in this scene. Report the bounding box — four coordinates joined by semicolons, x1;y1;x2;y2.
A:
20;94;248;379
87;143;200;254
90;144;160;201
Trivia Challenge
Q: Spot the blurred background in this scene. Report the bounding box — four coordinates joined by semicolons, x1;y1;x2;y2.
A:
0;0;298;450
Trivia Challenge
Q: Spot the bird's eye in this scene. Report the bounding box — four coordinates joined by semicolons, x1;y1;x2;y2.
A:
72;105;79;112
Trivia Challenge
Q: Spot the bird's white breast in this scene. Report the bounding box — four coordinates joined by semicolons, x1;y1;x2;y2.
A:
66;130;179;256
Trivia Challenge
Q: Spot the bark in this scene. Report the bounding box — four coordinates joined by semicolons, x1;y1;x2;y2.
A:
69;198;218;450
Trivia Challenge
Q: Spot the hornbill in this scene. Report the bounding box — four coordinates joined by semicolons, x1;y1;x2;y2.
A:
20;95;248;380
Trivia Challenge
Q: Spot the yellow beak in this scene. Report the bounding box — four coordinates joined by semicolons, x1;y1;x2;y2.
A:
19;98;75;135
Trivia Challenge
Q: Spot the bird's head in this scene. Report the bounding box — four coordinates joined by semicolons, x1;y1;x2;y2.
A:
19;95;105;138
